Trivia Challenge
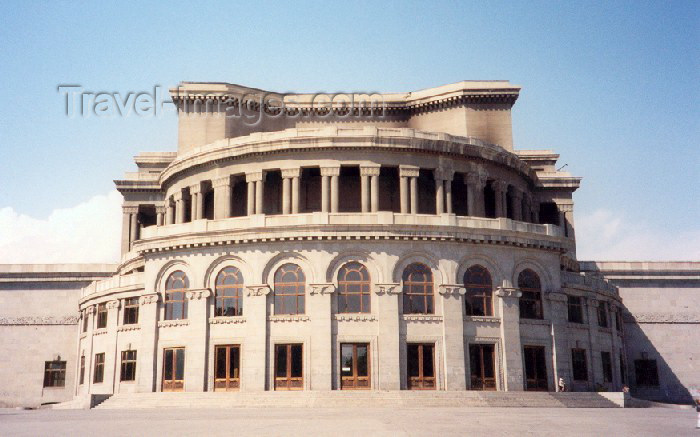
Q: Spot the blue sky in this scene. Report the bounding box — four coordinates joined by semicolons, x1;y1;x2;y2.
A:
0;0;698;262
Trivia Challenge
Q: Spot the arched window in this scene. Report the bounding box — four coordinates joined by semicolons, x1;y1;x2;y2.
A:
274;264;305;315
215;266;244;317
337;262;371;313
464;265;493;316
518;269;543;319
164;270;189;320
402;263;434;314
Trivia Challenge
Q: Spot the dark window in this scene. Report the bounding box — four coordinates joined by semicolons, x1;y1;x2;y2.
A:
300;168;321;213
407;343;435;390
464;265;493;316
231;177;247;217
597;301;609;328
571;348;588;381
340;343;370;390
123;297;139;325
634;359;659;387
263;170;282;215
43;361;66;387
451;173;469;216
164;271;189;320
402;263;434;315
274;264;305;315
337;262;371;314
523;346;548;391
79;355;85;385
518;269;543;319
96;303;108;329
214;345;240;391
483;183;496;218
203;188;215;220
567;296;584;324
539;202;560;225
620;353;627;385
417;169;436;214
162;348;185;391
378;166;400;212
120;350;137;381
338;166;361;212
469;344;496;390
274;344;303;390
93;353;105;383
215;266;244;317
601;351;613;383
82;311;89;332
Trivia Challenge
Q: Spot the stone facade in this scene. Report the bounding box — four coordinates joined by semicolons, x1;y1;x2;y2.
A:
0;81;696;407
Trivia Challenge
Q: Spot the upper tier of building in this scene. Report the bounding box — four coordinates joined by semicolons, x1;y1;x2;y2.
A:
170;81;521;154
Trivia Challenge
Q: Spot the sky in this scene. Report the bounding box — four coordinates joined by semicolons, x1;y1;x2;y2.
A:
0;0;698;263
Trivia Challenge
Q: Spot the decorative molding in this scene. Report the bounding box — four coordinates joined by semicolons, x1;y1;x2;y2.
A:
106;300;121;310
309;283;336;295
399;165;420;178
320;166;341;177
209;317;246;324
402;315;443;323
246;285;271;297
245;171;263;183
185;289;212;300
335;314;377;322
267;315;310;322
139;294;159;306
85;305;96;314
439;284;466;296
281;168;301;178
158;319;189;328
0;316;78;326
93;328;108;336
359;165;381;177
495;287;522;299
625;312;700;324
464;316;500;324
117;324;141;332
374;283;401;295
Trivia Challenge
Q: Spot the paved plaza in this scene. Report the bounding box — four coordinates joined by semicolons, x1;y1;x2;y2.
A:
0;407;696;436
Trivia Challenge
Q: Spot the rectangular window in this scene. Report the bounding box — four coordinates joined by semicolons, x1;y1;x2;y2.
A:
43;361;66;387
123;297;139;325
519;291;543;319
96;303;108;329
597;301;609;328
82;311;89;333
567;296;584;324
571;348;588;381
634;359;659;387
79;355;85;385
120;350;137;381
93;353;105;383
601;351;613;383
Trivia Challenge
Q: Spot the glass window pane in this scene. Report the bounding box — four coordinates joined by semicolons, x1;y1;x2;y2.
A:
164;349;173;380
423;345;434;377
356;345;368;376
291;345;303;377
341;345;353;377
483;345;495;378
407;344;419;377
297;295;305;314
275;345;287;377
347;294;361;313
175;349;185;380
361;294;370;313
230;347;240;379
216;348;227;379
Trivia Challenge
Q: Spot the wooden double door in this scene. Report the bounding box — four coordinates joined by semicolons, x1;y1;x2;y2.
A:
162;348;185;392
275;344;303;390
214;345;240;391
524;345;548;391
340;343;370;390
469;344;496;390
407;343;435;390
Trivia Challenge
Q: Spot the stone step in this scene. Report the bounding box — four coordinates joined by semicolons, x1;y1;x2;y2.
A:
96;391;622;409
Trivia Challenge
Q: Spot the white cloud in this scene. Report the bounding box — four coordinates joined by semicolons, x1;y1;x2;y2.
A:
576;209;700;261
0;190;122;264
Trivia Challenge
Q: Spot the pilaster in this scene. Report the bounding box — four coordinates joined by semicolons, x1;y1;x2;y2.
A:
184;289;211;392
547;291;571;389
243;285;270;391
439;284;467;390
496;282;524;391
136;293;159;392
309;283;335;390
375;283;402;389
102;300;120;393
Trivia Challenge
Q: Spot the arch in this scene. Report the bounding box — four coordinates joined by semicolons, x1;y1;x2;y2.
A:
263;252;316;285
214;266;244;317
204;254;253;290
164;270;189;320
456;253;505;287
463;264;494;316
392;250;444;285
273;263;306;315
517;268;543;320
325;250;381;285
512;258;553;292
402;262;434;315
156;260;194;296
336;261;372;314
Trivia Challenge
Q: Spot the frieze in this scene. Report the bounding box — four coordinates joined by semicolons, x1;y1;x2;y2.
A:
117;324;141;332
106;300;120;309
0;316;78;325
93;328;108;336
402;315;443;323
139;294;159;306
335;314;378;322
464;316;500;324
209;317;246;324
624;312;700;324
158;319;189;328
375;283;401;295
185;289;212;300
267;315;310;322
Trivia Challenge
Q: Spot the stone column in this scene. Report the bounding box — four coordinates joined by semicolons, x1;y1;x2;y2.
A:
376;284;402;390
321;170;330;213
548;292;571;390
532;200;540;224
584;296;599;389
246;172;262;215
560;204;576;240
243;285;270;391
82;305;95;394
360;171;370;213
496;281;524;391
184;289;211;392
523;194;533;223
511;188;523;222
136;293;159;392
361;166;381;213
492;181;508;218
103;300;120;393
166;199;174;225
439;285;467;390
212;177;231;220
189;184;202;220
156;206;165;226
410;177;418;214
400;166;419;215
321;167;340;213
281;168;300;215
399;174;408;214
173;191;185;224
445;176;453;214
121;206;137;255
435;173;445;215
255;178;264;215
309;284;335;390
129;209;139;250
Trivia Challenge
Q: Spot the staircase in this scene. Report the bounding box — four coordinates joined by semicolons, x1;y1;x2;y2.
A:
95;391;625;409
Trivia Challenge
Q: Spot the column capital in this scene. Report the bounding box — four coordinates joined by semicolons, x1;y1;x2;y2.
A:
245;172;263;183
138;293;159;306
495;287;522;299
122;205;139;214
438;284;465;296
281;168;301;179
189;183;202;194
466;170;488;188
172;191;184;202
374;283;401;295
309;283;336;295
84;304;96;314
106;300;121;310
511;187;524;200
156;205;166;214
492;180;509;193
399;165;419;178
246;284;271;296
360;165;381;177
320;166;341;177
434;168;454;182
185;289;212;300
212;176;231;188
